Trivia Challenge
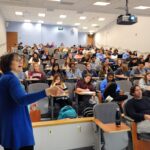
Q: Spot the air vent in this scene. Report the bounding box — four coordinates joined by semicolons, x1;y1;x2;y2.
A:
60;1;74;5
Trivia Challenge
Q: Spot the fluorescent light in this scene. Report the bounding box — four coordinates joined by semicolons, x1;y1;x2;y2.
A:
93;1;110;6
60;15;67;19
24;19;31;23
98;18;105;21
38;20;44;24
57;21;63;25
83;26;88;29
38;13;45;17
15;11;23;16
134;6;150;10
74;23;80;26
92;24;98;27
89;30;94;35
80;16;86;20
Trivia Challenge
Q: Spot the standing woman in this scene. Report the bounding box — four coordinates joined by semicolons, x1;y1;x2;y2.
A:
0;53;62;150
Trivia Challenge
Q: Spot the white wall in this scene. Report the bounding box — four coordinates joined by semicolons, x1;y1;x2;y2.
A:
7;22;80;47
95;16;150;53
0;13;6;55
78;32;88;46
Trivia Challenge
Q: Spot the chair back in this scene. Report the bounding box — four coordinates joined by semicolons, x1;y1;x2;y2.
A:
65;82;75;100
94;103;119;123
116;80;132;92
28;83;49;114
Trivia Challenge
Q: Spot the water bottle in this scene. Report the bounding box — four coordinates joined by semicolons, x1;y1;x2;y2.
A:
115;108;121;126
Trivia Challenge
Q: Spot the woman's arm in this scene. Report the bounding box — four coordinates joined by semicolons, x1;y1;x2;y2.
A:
8;75;61;105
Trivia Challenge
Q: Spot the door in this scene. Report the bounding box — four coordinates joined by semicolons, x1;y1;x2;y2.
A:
87;34;94;46
7;32;18;52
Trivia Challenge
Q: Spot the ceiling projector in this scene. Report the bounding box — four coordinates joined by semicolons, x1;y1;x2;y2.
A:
117;14;137;25
117;0;137;25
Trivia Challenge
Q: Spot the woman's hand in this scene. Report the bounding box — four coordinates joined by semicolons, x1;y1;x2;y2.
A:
45;86;64;97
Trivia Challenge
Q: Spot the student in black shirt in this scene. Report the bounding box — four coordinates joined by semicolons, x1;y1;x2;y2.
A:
126;85;150;133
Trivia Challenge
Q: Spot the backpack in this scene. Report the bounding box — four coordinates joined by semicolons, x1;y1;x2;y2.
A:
58;106;77;119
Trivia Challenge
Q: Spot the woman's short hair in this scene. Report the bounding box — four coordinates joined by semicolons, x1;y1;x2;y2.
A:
0;53;19;73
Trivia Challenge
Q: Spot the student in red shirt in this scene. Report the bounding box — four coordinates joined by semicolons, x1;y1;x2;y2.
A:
29;63;45;80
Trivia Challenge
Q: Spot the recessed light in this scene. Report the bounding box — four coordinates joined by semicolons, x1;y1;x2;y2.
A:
60;15;67;19
38;20;44;24
38;13;45;17
89;30;94;35
92;24;98;27
134;6;150;10
15;11;23;16
57;21;63;25
74;23;80;26
93;1;110;6
80;16;86;20
24;20;31;23
83;27;88;29
98;18;105;21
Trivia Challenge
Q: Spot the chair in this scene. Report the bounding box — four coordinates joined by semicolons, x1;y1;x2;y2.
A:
76;63;86;72
95;80;102;91
28;83;49;116
65;82;76;100
93;103;129;150
116;80;132;93
123;100;150;150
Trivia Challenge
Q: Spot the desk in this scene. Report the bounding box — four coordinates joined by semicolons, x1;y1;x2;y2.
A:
75;91;95;96
94;119;130;133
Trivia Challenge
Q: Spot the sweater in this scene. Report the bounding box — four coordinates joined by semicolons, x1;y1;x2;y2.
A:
0;72;47;150
126;97;150;122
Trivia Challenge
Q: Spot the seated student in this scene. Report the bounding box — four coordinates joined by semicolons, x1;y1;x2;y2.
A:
18;56;26;80
128;58;138;69
100;72;128;102
47;63;66;79
50;74;69;116
82;62;97;78
50;74;67;90
130;60;146;79
139;72;150;97
29;52;41;65
41;47;51;61
98;59;113;80
111;58;123;71
28;63;45;80
62;57;71;70
76;74;101;116
115;64;130;80
66;62;82;79
96;48;105;62
81;53;91;63
90;55;101;71
126;85;150;134
46;58;56;69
